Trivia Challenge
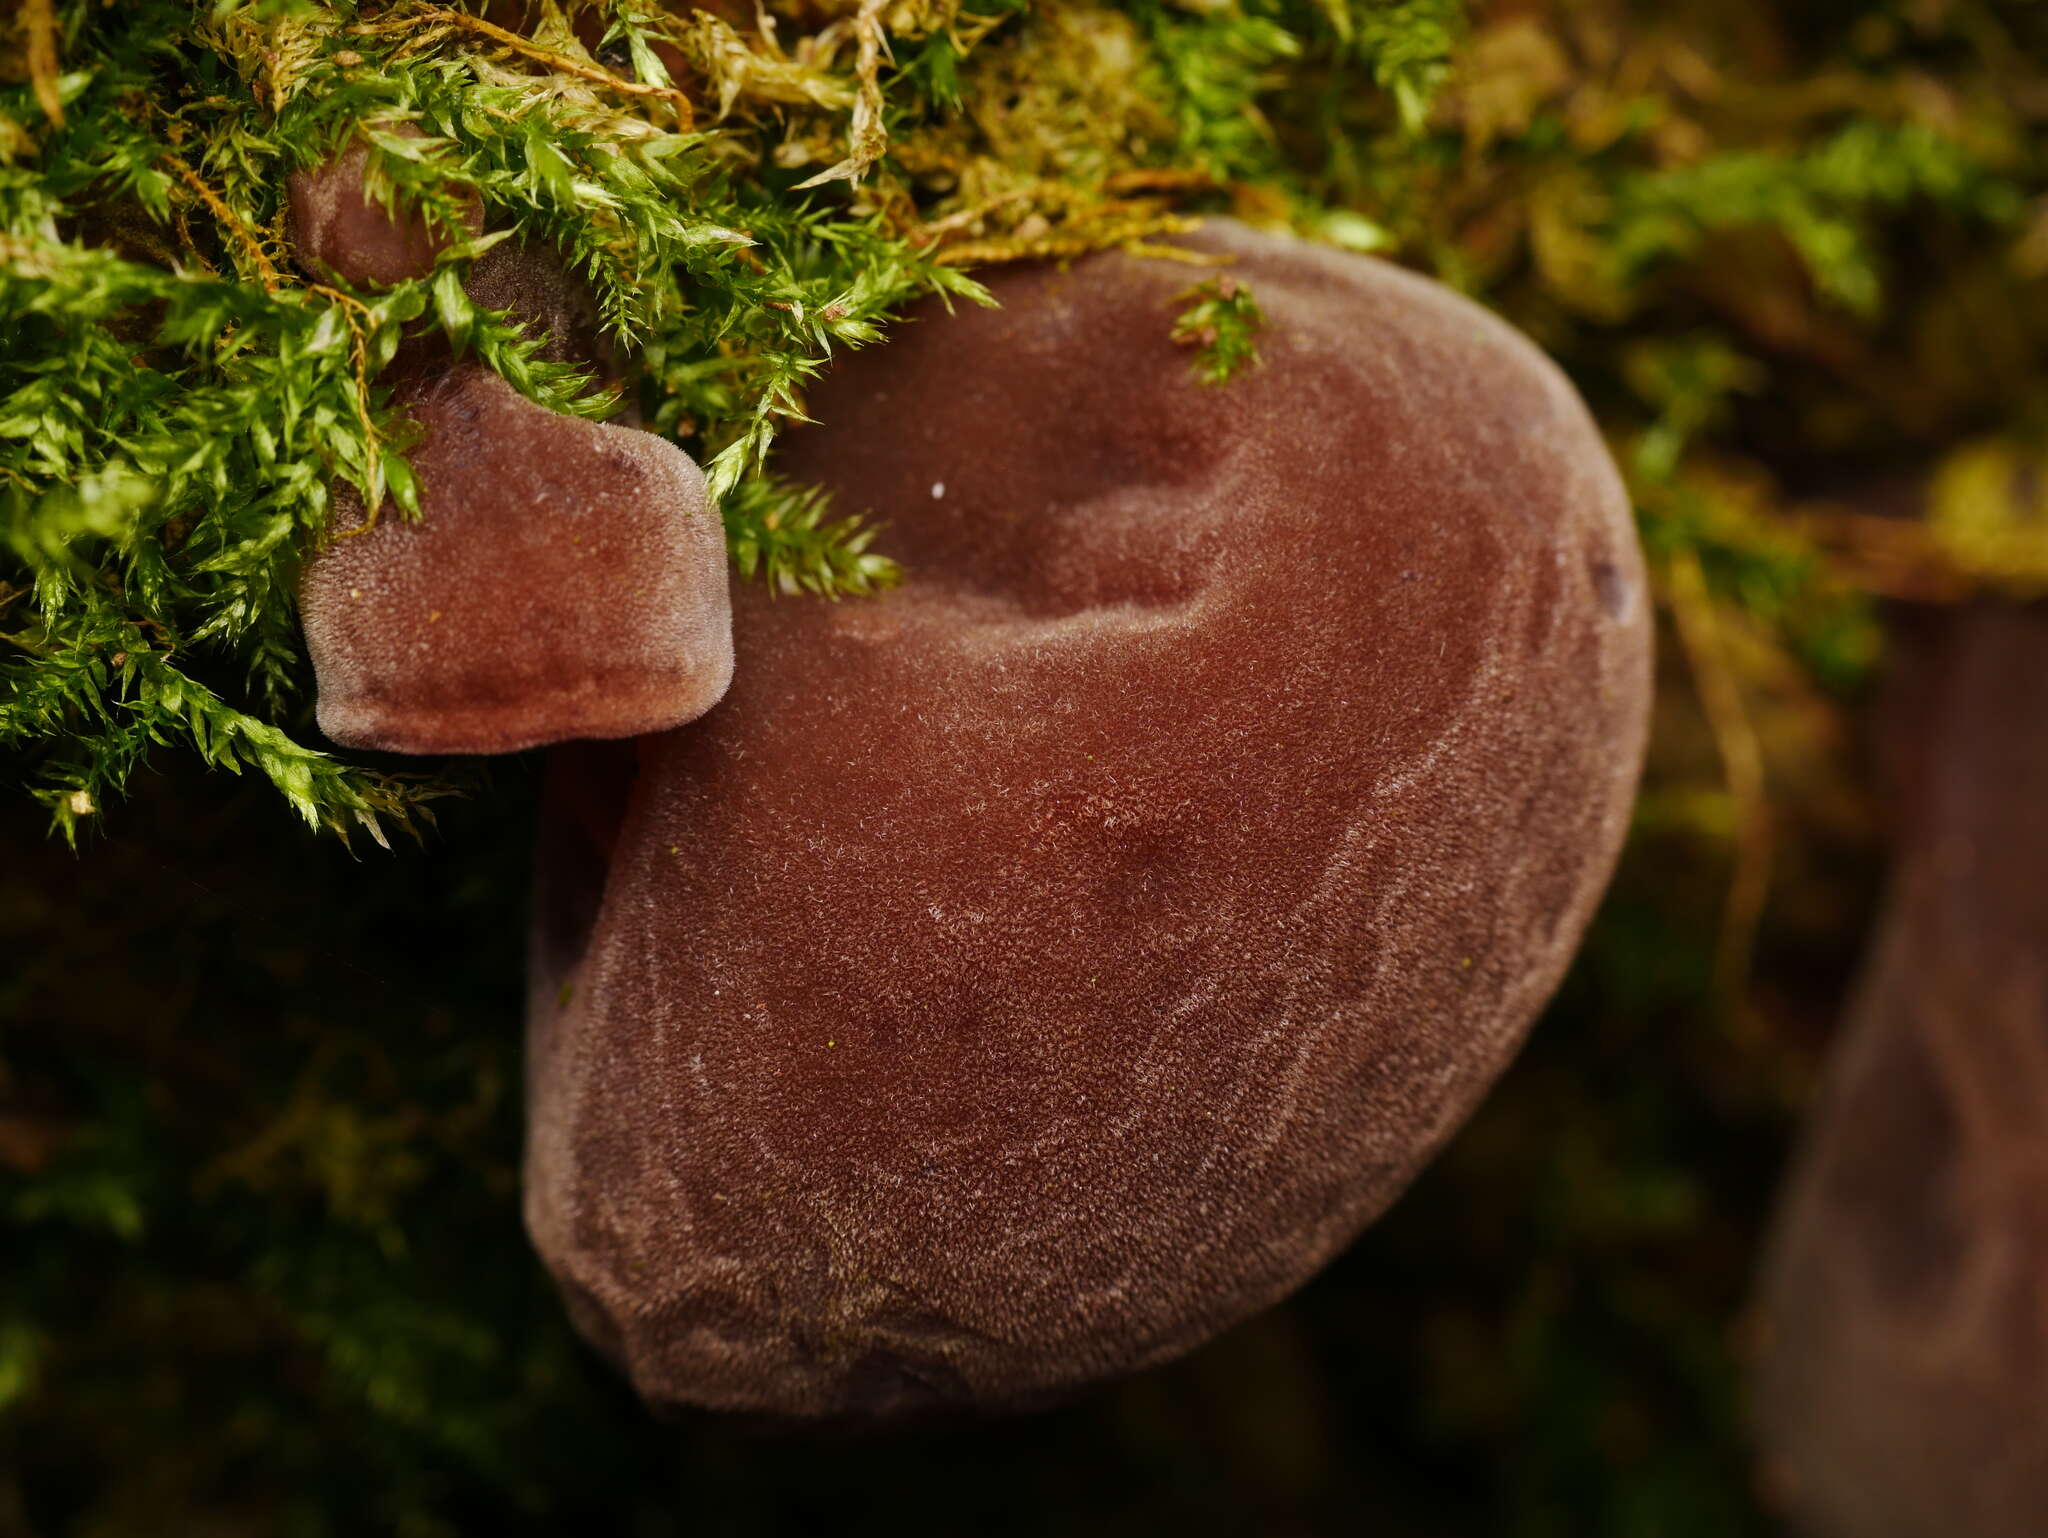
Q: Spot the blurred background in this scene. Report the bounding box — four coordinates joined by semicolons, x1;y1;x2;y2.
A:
5;0;2047;1533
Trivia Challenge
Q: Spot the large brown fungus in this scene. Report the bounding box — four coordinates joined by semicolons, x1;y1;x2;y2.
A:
1754;601;2048;1538
524;222;1654;1418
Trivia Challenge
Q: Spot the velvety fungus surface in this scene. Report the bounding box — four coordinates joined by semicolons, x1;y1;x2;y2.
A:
466;236;636;411
1754;601;2048;1538
299;365;731;755
524;222;1654;1419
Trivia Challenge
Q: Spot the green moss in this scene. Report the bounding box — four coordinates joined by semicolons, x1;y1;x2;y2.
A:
1172;273;1265;386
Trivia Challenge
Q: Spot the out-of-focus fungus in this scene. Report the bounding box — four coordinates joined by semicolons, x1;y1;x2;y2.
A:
1754;601;2048;1538
287;137;731;755
523;222;1654;1419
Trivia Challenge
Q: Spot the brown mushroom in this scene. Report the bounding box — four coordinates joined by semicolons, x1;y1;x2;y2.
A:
1753;600;2048;1538
287;122;484;288
299;364;731;755
523;221;1654;1418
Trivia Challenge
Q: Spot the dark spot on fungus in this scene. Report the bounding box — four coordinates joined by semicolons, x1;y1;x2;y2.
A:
299;366;731;755
523;221;1653;1419
1754;600;2048;1538
1588;553;1633;621
467;238;613;371
458;236;645;420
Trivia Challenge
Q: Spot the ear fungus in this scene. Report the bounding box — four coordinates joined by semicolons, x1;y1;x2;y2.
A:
1753;601;2048;1538
288;122;484;288
298;366;731;754
523;221;1654;1419
287;141;732;754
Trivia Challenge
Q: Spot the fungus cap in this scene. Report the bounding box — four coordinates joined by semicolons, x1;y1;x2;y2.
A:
299;365;732;755
465;238;613;371
462;236;641;420
525;222;1653;1418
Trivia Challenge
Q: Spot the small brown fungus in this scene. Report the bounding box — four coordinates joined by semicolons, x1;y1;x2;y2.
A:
299;365;731;754
523;222;1654;1419
1753;601;2048;1538
287;122;483;288
465;236;638;415
292;135;728;755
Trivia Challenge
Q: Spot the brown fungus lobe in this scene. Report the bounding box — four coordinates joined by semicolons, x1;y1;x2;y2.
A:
525;221;1653;1419
287;122;484;288
300;365;731;755
1753;601;2048;1538
466;236;635;408
291;141;731;755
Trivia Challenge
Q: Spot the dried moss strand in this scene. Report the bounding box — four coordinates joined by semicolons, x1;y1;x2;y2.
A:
160;152;283;293
21;0;63;129
794;0;890;188
353;6;697;129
